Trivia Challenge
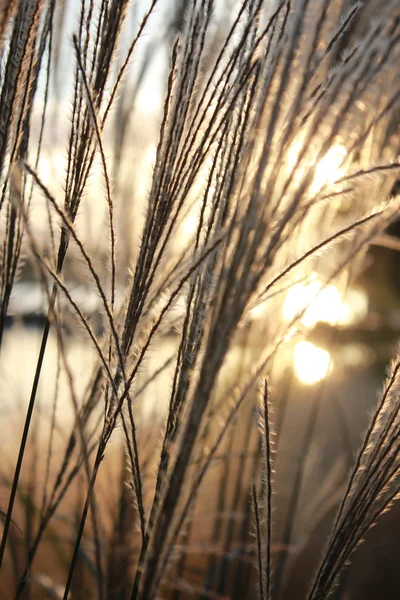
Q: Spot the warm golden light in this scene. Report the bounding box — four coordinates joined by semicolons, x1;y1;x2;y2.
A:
282;278;368;328
283;279;342;326
175;206;202;250
293;341;331;385
311;144;347;193
182;211;199;240
287;139;347;193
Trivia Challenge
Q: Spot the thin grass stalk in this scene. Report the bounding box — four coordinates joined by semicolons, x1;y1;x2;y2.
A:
106;450;137;599
62;444;104;600
273;370;329;594
61;231;228;598
0;0;42;184
215;394;257;594
0;0;17;56
0;0;44;345
72;34;116;311
40;329;61;518
22;163;145;531
147;346;281;600
208;426;236;594
309;368;400;597
0;284;56;570
252;484;266;600
232;440;263;600
15;200;106;600
260;380;272;600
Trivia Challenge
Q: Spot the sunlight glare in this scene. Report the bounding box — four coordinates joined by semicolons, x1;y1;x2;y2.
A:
282;279;367;328
311;144;347;193
287;138;346;193
182;211;200;240
283;280;342;326
293;341;331;384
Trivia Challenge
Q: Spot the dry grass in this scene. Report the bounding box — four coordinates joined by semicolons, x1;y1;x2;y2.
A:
0;0;399;598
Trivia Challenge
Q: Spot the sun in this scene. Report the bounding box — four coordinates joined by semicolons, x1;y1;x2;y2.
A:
293;341;331;385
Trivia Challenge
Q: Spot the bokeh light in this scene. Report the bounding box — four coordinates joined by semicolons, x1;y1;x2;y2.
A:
293;341;331;384
287;139;347;193
282;278;368;328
